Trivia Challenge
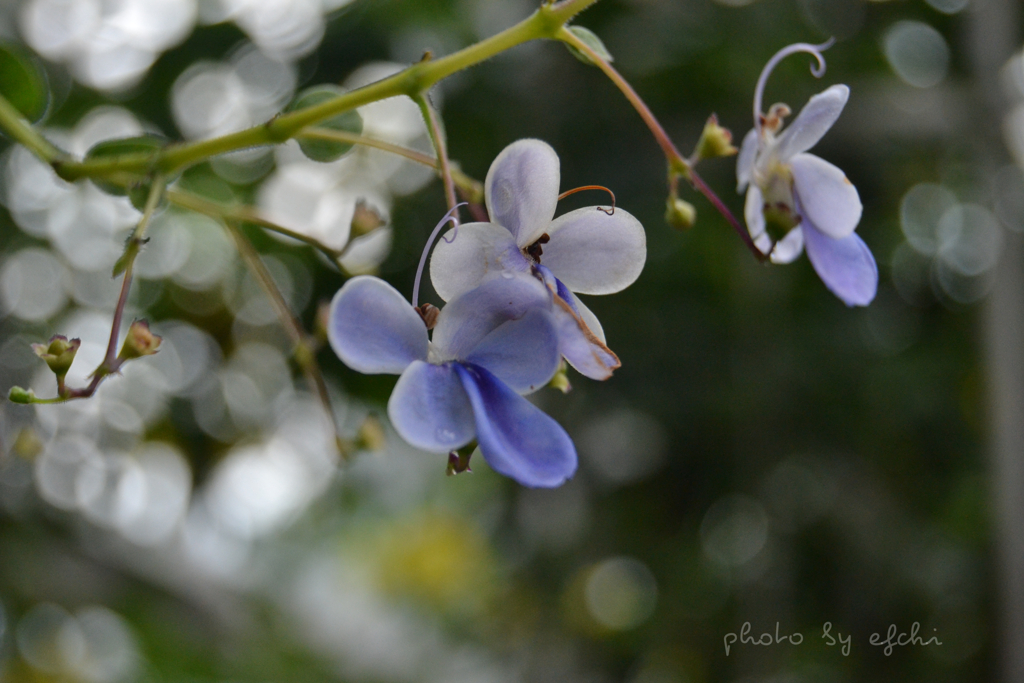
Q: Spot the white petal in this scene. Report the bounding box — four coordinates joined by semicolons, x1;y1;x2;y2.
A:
541;206;646;295
569;292;605;344
327;276;426;374
551;293;619;381
744;185;772;255
770;227;805;264
736;128;759;192
484;139;560;247
429;222;529;302
775;85;849;162
790;153;862;239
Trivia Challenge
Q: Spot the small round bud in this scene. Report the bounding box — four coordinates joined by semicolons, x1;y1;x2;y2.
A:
665;197;697;230
31;335;81;378
117;320;161;361
8;386;35;404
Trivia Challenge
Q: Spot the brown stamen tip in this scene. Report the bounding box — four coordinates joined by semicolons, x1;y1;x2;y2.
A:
416;303;439;329
557;184;616;215
526;233;550;261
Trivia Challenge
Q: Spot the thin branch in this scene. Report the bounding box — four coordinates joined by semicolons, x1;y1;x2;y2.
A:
51;0;602;182
0;94;64;162
222;219;350;460
557;25;766;262
165;189;345;262
414;95;459;223
298;128;482;200
557;26;685;172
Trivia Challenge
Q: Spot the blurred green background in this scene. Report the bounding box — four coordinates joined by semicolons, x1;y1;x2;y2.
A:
1;0;1022;681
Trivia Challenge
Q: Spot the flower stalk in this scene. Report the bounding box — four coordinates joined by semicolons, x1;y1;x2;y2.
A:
222;219;349;460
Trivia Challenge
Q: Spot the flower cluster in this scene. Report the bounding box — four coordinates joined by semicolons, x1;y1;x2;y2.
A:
737;42;878;307
328;139;646;487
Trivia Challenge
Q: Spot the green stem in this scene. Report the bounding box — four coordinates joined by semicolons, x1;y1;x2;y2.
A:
222;219;348;460
50;0;599;181
414;95;459;223
166;189;344;261
299;128;482;200
557;26;686;173
557;25;765;261
0;94;64;162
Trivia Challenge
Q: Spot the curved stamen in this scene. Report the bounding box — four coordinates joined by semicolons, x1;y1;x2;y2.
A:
557;185;616;215
412;203;467;308
753;38;836;133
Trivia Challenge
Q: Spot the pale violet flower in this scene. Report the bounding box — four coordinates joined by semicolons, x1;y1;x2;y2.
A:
737;42;877;306
327;271;577;488
430;139;646;379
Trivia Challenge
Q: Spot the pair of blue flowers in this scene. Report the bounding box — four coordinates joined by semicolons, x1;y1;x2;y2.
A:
328;139;647;487
328;41;879;488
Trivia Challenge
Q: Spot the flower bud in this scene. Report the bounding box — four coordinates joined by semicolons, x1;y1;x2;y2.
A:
31;335;81;378
548;361;572;394
355;415;386;452
8;386;35;404
117;320;161;361
446;449;473;476
350;199;386;237
665;197;697;230
694;115;737;161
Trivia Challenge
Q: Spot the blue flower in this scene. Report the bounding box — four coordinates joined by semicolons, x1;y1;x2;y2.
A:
429;139;646;379
327;272;577;488
737;42;877;307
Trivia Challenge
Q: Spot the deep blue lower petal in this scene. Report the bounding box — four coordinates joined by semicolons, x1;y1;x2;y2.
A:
454;363;577;488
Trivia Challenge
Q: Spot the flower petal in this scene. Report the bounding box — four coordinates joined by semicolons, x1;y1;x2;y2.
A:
388;361;476;452
485;139;560;247
802;221;878;307
542;206;647;295
569;292;605;344
736;128;759;192
552;292;620;380
431;272;551;361
464;309;561;394
775;84;849;162
790;153;862;239
744;185;772;256
428;222;528;302
770;227;805;264
328;276;427;374
455;363;577;488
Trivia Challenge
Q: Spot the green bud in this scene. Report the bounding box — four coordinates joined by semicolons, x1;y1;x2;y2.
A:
665;197;697;230
289;85;364;163
117;320;161;361
693;114;737;162
8;386;35;404
31;335;80;378
355;415;386;453
547;360;572;394
564;26;614;66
